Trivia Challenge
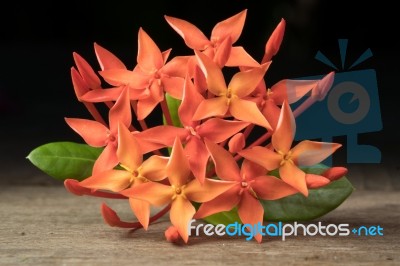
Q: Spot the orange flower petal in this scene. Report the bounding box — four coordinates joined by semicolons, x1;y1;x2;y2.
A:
129;198;150;230
140;155;168;181
170;196;196;243
322;167;348;181
225;46;260;67
161;49;172;65
185;137;209;184
65;118;108;147
135;125;187;147
198;118;249;143
262;18;286;63
229;62;270;98
195;50;227;96
80;169;132;192
73;52;101;89
271;101;295;154
94;42;126;70
211;9;247;44
279;162;308;196
179;76;204;126
164;15;210;50
121;182;173;206
71;67;89;99
205;139;241;181
80;87;123;102
137;94;160;120
240;159;267;180
167;138;191;187
109;87;131;132
271;79;318;104
101;203;139;228
92;144;119;175
161;76;184;100
214;36;232;68
185;178;236;202
239;146;281;171
117;123;142;171
194;186;241;219
162;55;190;77
192;97;229;121
291;140;342;167
99;69;148;88
228;133;245;153
261;99;281;130
230;98;272;130
252;175;298;200
305;174;330;189
237;191;264;243
137;28;163;73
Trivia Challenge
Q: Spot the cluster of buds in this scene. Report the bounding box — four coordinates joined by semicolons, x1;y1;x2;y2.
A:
63;10;346;243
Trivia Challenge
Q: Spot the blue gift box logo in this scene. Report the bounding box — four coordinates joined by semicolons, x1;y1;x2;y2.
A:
294;39;382;164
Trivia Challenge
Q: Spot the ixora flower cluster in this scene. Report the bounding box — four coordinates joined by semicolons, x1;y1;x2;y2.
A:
29;10;353;243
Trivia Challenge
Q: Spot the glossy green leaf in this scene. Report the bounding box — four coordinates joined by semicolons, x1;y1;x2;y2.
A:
203;164;354;225
27;142;102;181
163;93;182;127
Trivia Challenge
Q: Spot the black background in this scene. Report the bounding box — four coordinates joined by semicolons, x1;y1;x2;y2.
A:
1;0;398;183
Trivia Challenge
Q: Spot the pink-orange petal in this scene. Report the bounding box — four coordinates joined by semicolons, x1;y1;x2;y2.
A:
129;198;150;230
225;46;260;68
197;118;249;143
121;182;173;206
65;118;108;147
164;15;210;50
179;76;204;126
291;140;342;167
229;98;272;130
240;159;267;180
237;190;264;243
261;99;281;130
195;50;227;96
137;28;164;73
94;43;126;70
204;139;241;181
185;178;236;203
161;49;172;65
167;138;191;187
109;87;131;132
71;67;89;100
214;36;232;68
305;174;330;189
211;9;247;44
263;18;286;63
135;125;187;147
322;167;348;181
271;101;295;154
137;95;160;120
252;175;298;200
279;162;308;196
239;146;281;171
73;52;101;89
228;133;245;153
185;137;209;184
170;196;196;243
80;169;132;192
162;56;190;77
229;62;270;98
161;76;184;100
194;186;241;219
99;69;148;88
140;155;169;181
92;143;119;175
192;97;229;121
117;123;142;171
271;79;318;104
80;87;124;102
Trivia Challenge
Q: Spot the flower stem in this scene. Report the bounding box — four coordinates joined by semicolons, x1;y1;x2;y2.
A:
161;98;173;126
83;102;107;126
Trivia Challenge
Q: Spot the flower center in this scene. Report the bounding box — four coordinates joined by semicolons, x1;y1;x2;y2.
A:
175;187;182;195
277;150;293;166
241;181;248;188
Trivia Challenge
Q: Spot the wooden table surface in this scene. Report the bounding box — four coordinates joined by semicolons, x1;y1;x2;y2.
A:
1;185;399;265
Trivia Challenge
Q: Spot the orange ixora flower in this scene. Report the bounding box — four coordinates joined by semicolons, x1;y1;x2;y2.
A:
78;123;168;229
239;101;342;196
193;51;272;130
120;138;235;243
195;139;298;243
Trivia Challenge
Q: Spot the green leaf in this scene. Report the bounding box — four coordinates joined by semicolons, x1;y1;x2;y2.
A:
27;142;102;181
163;93;182;127
202;164;354;225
